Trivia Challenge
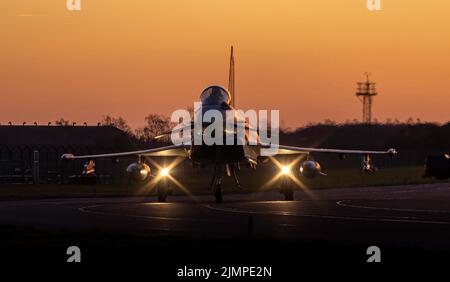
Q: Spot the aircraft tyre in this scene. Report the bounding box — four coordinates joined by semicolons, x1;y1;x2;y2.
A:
215;186;223;203
157;184;168;202
284;185;294;201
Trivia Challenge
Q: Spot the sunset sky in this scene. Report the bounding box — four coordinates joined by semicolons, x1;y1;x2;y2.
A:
1;1;449;129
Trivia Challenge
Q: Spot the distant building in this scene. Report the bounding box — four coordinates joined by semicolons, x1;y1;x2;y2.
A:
0;125;136;183
0;125;134;148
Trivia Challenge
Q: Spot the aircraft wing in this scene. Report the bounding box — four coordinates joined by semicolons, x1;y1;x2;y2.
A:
61;144;189;160
270;145;397;156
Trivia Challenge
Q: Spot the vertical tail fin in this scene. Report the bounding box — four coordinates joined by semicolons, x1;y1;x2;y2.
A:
228;46;235;107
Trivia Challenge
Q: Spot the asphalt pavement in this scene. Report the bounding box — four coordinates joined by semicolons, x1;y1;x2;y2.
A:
1;183;450;267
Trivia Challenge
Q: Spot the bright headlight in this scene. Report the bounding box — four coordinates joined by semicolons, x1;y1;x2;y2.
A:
160;168;170;177
281;166;291;175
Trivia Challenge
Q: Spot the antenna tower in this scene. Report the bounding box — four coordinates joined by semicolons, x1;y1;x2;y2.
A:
356;72;378;123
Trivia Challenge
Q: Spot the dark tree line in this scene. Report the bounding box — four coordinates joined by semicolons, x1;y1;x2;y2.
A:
55;113;450;153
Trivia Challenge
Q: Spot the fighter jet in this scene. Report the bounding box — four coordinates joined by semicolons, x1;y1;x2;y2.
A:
62;47;397;203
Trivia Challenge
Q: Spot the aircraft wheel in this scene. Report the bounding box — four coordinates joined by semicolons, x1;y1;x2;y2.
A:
214;186;223;204
283;186;294;201
157;184;168;202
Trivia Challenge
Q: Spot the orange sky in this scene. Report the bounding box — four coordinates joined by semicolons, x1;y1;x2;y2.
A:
1;0;449;129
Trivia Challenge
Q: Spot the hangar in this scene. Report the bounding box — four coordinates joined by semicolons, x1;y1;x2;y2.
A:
0;125;136;183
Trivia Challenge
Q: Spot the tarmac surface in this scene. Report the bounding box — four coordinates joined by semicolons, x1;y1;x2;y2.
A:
1;182;450;250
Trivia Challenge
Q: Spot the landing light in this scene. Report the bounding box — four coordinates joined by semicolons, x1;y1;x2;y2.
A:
281;166;291;175
160;168;170;177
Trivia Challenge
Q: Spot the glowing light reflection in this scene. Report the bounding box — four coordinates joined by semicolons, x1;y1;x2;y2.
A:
134;157;200;202
259;155;316;199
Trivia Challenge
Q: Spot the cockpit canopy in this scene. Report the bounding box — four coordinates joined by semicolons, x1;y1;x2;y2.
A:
199;85;231;105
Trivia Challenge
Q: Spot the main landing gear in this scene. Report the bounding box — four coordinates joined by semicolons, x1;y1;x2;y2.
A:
157;180;172;202
280;177;294;201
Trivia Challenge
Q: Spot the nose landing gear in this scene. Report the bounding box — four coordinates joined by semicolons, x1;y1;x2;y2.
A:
211;165;224;203
214;185;223;204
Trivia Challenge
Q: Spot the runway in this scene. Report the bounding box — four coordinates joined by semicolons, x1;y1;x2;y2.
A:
1;182;450;250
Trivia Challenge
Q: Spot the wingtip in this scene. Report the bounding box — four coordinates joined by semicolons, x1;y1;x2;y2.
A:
387;148;398;155
61;153;75;160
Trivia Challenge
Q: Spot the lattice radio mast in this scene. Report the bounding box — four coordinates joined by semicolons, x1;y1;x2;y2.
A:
356;72;378;123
